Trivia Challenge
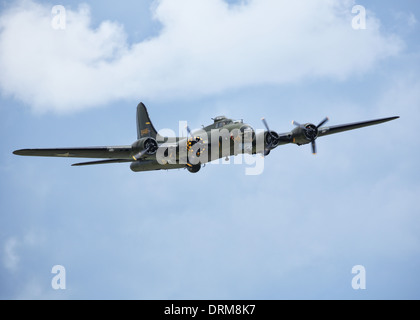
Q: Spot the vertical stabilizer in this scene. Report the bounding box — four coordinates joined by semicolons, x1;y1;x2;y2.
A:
136;102;158;139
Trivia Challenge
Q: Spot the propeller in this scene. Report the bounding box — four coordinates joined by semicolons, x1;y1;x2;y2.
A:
262;118;272;136
185;125;204;161
291;120;305;129
317;117;329;128
311;140;316;155
292;117;329;154
185;125;194;140
261;118;280;156
132;148;148;161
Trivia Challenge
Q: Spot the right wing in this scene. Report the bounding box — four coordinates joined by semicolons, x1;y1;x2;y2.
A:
13;146;133;160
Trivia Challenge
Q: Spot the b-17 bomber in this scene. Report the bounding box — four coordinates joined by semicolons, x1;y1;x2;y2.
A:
13;102;399;173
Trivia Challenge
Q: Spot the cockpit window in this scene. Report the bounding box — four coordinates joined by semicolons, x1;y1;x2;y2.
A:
215;120;232;128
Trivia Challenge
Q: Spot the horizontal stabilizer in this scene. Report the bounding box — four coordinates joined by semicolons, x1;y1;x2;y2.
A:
72;159;134;166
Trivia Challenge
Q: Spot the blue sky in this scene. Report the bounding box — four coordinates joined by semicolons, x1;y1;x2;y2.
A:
0;0;419;299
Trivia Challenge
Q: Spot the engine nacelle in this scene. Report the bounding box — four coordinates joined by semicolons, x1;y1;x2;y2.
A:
291;124;318;145
187;164;201;173
265;131;280;148
253;130;281;154
131;137;158;156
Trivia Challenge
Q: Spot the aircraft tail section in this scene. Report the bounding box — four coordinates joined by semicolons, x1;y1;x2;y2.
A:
137;102;158;139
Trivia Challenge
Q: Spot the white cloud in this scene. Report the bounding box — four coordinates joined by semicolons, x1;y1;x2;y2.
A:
3;237;19;272
2;232;45;273
0;0;403;113
395;11;417;28
407;13;417;27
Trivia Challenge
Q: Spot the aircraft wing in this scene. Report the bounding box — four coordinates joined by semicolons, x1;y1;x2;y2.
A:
262;116;399;155
318;116;399;137
13;146;133;160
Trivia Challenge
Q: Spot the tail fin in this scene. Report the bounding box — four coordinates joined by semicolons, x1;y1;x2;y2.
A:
136;102;158;139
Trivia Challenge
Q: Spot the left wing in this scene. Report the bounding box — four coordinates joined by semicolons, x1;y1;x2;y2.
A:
261;116;399;155
318;116;399;137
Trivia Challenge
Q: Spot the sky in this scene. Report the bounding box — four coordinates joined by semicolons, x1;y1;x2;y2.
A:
0;0;419;300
